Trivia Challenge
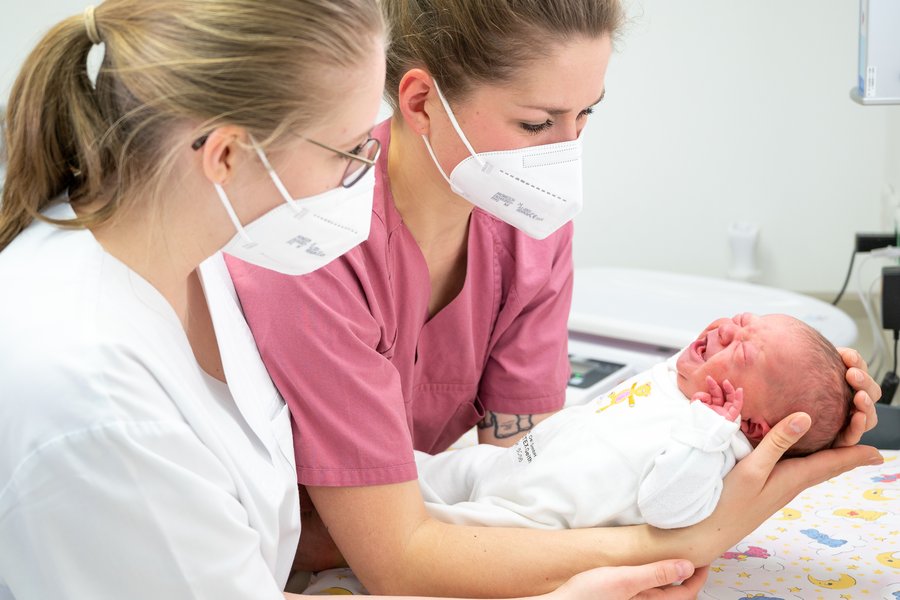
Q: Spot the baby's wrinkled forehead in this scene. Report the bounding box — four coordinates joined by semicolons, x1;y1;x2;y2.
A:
745;314;799;352
755;316;810;374
757;314;796;339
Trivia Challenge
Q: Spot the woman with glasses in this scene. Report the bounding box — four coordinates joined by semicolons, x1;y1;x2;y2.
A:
192;134;380;188
227;0;882;596
0;1;721;598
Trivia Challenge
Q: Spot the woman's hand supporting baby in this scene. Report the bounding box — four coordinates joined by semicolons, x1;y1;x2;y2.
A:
835;348;880;447
545;561;708;600
649;409;882;566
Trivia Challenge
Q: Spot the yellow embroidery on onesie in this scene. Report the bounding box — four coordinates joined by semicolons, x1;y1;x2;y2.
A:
596;381;652;413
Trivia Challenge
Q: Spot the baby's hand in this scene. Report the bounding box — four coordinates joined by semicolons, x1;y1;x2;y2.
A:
691;376;743;421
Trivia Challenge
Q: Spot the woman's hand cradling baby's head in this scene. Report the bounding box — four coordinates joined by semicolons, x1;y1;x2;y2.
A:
650;411;882;567
834;348;880;447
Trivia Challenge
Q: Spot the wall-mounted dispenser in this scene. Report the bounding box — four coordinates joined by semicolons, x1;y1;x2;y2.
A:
851;0;900;105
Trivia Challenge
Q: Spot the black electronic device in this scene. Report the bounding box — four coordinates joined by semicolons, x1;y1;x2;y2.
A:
881;371;899;405
882;266;900;331
880;266;900;404
567;356;626;389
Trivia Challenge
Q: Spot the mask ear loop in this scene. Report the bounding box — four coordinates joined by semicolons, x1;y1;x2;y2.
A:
431;80;483;166
421;79;486;188
214;183;253;244
421;135;454;185
212;135;296;245
250;136;302;213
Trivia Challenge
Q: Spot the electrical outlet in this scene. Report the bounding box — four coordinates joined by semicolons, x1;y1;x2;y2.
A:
856;232;897;252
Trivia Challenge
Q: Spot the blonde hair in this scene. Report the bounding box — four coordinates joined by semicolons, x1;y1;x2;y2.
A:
0;0;384;251
382;0;624;109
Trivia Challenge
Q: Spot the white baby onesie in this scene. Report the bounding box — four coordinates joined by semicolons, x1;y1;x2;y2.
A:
415;356;753;530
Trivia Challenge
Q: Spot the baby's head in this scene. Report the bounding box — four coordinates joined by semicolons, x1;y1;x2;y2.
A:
675;313;852;455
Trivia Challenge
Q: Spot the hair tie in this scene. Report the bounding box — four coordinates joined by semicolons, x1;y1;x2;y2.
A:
83;5;101;45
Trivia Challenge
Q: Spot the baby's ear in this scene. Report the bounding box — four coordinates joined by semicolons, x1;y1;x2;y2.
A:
740;417;771;441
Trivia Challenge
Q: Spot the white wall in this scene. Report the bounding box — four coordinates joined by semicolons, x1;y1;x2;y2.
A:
3;1;895;295
887;112;900;204
1;1;92;103
575;0;893;293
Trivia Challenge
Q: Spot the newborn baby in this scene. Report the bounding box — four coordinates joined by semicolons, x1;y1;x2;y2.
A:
415;313;852;530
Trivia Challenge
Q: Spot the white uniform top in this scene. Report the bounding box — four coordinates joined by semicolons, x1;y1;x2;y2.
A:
0;203;300;599
416;357;753;530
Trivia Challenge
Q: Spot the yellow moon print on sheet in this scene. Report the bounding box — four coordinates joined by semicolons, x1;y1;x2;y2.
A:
876;551;900;569
806;573;857;590
863;487;896;501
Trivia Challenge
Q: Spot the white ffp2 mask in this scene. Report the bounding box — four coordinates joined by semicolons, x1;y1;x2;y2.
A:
214;143;374;276
422;82;584;240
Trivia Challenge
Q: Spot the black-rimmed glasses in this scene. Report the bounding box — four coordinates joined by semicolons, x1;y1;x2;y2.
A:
191;133;381;188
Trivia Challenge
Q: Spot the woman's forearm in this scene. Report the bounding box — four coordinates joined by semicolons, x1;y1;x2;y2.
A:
308;481;671;597
287;558;709;600
404;518;663;596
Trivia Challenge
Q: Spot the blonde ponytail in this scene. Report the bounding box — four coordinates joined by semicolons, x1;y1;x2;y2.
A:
0;14;111;249
0;0;385;251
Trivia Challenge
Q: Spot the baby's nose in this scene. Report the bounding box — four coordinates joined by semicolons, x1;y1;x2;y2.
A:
718;323;736;344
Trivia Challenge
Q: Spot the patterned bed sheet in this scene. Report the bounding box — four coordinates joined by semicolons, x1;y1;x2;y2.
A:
701;450;900;600
302;451;900;599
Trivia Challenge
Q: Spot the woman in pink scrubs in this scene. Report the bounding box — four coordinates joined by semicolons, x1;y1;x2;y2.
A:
228;0;881;595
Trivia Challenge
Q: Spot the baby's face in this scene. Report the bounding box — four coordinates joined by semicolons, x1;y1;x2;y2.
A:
676;313;800;428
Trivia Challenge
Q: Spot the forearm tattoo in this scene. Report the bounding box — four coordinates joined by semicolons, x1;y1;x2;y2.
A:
477;411;535;439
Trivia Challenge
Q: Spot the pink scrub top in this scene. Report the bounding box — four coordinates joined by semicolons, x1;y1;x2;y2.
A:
227;120;573;487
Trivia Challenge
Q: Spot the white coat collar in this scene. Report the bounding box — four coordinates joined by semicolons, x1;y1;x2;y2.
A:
198;252;296;469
